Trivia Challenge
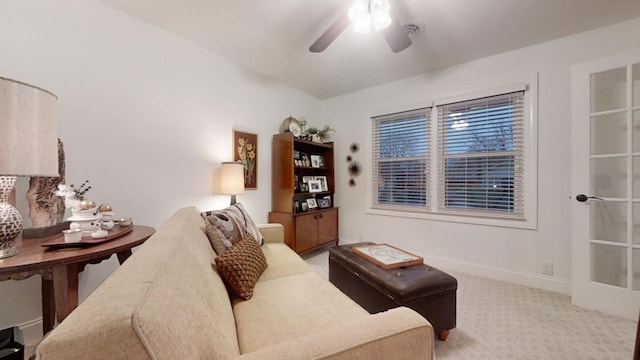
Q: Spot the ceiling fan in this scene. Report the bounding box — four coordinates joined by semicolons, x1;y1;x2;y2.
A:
309;0;411;53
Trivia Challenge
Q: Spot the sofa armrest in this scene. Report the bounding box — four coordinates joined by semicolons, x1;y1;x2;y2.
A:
258;223;284;244
233;307;433;360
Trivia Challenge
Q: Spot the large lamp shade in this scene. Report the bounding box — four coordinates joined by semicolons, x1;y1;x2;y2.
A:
220;161;245;205
0;76;58;258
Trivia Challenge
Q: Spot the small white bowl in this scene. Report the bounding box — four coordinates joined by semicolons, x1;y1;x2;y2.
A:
119;218;132;227
63;229;82;243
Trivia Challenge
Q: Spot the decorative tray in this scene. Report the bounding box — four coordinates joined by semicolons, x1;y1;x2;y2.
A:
41;225;134;248
352;243;423;270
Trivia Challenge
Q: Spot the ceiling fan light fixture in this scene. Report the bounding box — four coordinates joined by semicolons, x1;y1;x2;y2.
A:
371;0;392;31
371;9;391;31
353;17;372;34
348;0;391;34
349;0;371;33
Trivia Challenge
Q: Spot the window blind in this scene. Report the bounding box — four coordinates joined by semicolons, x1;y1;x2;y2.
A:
437;91;525;217
372;108;430;210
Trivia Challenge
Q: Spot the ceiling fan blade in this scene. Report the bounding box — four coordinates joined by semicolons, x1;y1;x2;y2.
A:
382;12;411;53
309;13;350;53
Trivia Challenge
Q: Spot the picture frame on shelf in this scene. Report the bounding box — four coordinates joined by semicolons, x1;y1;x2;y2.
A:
308;180;322;193
301;201;308;212
306;198;318;209
294;150;306;167
318;197;331;209
294;174;299;192
302;175;315;184
314;176;328;192
301;153;311;167
293;200;300;213
300;183;309;193
310;154;324;168
322;195;332;207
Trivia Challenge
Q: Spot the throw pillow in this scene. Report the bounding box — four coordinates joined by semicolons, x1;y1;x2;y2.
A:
204;222;233;255
214;235;268;300
202;208;246;252
233;203;264;245
201;203;263;249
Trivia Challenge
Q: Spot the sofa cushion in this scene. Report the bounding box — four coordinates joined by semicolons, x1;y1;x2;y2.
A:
232;271;369;354
215;235;268;300
259;243;315;281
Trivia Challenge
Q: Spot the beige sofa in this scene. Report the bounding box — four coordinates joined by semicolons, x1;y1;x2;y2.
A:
36;207;433;359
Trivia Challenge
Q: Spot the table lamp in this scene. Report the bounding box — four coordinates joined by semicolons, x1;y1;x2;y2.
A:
220;161;245;205
0;76;58;258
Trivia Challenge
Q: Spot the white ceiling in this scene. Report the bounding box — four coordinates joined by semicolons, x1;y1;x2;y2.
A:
102;0;640;99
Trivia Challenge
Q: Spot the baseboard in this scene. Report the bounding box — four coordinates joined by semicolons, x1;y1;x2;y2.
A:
421;255;571;295
339;237;571;295
17;318;43;350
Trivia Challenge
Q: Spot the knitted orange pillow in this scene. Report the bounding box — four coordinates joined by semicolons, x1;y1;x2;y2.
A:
214;235;268;300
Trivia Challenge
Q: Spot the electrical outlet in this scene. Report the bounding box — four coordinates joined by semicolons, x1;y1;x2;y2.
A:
542;261;553;276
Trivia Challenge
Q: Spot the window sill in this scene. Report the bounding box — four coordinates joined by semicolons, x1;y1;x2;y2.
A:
365;207;537;230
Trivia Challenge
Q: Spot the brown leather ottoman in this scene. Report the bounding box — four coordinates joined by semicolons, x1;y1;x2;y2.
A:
329;242;457;340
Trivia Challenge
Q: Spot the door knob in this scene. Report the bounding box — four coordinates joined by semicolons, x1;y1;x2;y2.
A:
576;194;603;202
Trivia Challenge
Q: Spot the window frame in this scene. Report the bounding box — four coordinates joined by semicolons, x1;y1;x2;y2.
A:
371;107;431;211
366;79;538;230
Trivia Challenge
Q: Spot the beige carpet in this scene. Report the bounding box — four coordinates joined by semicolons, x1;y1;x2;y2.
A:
303;248;637;360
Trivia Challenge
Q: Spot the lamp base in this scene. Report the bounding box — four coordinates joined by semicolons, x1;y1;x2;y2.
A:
0;242;17;259
0;176;23;259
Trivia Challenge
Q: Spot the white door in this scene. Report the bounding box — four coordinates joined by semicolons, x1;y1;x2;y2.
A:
571;51;640;320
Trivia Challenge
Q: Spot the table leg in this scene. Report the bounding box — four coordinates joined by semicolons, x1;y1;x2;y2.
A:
116;249;133;265
41;277;55;334
67;263;79;310
52;266;70;323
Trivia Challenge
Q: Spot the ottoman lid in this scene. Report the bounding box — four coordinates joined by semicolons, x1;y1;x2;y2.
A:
330;242;457;303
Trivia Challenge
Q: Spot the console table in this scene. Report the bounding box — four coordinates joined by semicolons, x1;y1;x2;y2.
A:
0;225;155;334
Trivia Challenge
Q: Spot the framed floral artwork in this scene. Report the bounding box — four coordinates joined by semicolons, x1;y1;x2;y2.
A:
233;130;258;189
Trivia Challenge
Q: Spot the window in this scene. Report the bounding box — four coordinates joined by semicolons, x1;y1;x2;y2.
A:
437;91;525;218
369;84;535;227
371;108;430;210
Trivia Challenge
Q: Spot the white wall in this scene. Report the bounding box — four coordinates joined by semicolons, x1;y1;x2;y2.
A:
322;17;640;295
0;0;320;339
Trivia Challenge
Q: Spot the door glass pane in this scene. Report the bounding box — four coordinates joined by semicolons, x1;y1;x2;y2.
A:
591;68;627;112
633;111;640;152
634;203;640;245
591;157;627;198
591;243;627;287
591;112;626;155
591;201;627;243
634;156;640;198
634;249;640;290
633;63;640;107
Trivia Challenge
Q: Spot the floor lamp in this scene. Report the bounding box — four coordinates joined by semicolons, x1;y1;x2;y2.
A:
0;76;58;258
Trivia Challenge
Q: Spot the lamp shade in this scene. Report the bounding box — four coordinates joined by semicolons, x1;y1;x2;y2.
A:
220;162;245;195
0;76;58;177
